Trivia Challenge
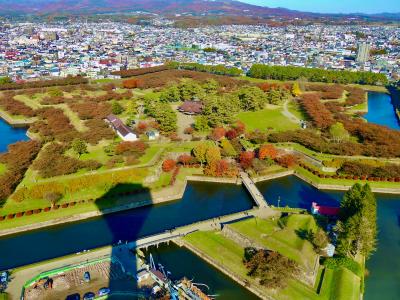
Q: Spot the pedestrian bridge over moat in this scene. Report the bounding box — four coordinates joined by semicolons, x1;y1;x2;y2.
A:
239;172;270;209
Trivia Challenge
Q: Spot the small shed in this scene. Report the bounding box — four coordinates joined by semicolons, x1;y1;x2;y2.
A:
146;130;160;140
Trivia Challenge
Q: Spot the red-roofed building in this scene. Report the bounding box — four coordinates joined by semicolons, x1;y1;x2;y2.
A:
178;101;203;115
311;202;340;217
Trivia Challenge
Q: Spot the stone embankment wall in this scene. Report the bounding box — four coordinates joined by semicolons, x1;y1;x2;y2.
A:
178;240;274;300
221;226;263;250
252;170;294;183
186;175;241;185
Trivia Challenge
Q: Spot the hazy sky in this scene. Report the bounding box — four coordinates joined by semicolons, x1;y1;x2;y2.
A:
241;0;400;14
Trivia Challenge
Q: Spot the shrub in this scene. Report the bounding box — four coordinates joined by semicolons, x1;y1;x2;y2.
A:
7;214;15;219
16;212;24;218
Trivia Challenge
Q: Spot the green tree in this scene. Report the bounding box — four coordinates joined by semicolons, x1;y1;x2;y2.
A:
329;122;350;143
203;79;219;94
192;142;210;166
44;191;62;208
111;101;124;115
336;183;377;258
236;86;267;111
159;84;181;102
0;76;12;85
71;138;87;157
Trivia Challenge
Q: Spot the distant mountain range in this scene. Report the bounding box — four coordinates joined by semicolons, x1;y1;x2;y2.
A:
0;0;398;20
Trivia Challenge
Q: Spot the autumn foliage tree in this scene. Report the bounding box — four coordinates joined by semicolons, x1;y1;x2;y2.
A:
122;78;142;89
300;94;335;129
162;159;176;172
210;127;226;141
177;154;192;166
258;144;278;160
275;154;298;168
239;151;255;169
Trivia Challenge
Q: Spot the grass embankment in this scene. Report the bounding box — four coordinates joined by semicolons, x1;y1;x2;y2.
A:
228;215;318;272
237;107;298;132
184;215;361;300
295;166;400;190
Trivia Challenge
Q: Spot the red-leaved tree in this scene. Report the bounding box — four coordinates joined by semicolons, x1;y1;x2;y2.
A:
239;151;255;169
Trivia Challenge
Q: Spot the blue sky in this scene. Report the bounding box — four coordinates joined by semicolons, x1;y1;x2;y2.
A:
240;0;400;14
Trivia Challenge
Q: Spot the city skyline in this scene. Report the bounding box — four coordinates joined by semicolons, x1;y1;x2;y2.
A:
241;0;400;14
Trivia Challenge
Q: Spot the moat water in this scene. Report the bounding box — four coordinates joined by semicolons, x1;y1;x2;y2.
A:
0;118;28;153
364;91;400;130
0;176;399;299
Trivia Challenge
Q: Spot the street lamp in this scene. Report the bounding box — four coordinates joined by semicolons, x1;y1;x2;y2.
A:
278;196;281;208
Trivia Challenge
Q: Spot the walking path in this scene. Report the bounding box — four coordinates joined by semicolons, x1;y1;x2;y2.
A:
282;99;301;124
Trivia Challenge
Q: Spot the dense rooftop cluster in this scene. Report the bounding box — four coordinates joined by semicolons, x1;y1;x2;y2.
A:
0;21;399;81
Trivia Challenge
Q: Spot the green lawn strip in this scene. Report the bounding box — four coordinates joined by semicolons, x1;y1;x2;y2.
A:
184;231;248;276
279;278;320;300
330;268;360;300
138;144;165;164
0;163;6;175
237;107;298;132
287;101;308;121
13;94;42;109
54;103;88;132
2;167;149;214
295;166;400;189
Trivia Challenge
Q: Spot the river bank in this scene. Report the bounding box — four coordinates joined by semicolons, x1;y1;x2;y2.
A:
2;169;400;237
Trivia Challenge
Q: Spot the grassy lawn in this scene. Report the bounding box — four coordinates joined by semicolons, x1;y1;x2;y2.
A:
237;107;298;132
138;143;165;164
1;166;149;215
347;101;368;113
0;163;6;175
183;231;249;276
288;101;308;121
330;268;360;300
183;229;341;300
228;215;318;271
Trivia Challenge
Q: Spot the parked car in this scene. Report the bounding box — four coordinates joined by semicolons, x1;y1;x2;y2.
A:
98;287;110;296
83;271;90;282
65;293;80;300
83;292;95;300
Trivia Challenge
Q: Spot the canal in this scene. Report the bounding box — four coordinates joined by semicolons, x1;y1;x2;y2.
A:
256;175;400;300
0;176;398;299
0;117;28;153
364;91;400;130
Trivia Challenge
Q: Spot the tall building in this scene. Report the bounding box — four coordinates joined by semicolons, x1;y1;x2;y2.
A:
356;42;371;63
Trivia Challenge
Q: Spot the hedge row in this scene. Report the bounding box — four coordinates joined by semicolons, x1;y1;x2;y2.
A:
299;163;400;182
